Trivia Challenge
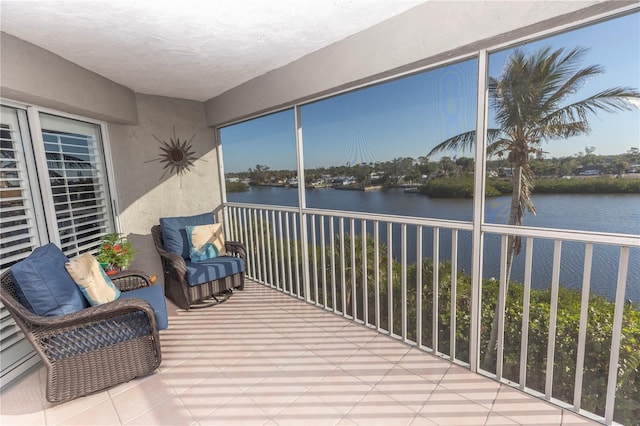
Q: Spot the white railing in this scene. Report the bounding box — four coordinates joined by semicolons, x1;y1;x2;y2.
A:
224;202;639;425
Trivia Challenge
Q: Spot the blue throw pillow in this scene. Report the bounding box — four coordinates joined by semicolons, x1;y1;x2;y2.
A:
159;212;214;259
11;243;89;316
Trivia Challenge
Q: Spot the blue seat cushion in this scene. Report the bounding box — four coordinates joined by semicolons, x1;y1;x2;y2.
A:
119;285;169;330
160;212;214;259
185;256;245;287
11;243;88;316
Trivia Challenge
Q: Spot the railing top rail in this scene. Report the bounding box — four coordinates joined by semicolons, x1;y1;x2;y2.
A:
482;223;640;247
225;202;639;246
225;202;299;213
303;207;474;230
224;202;474;231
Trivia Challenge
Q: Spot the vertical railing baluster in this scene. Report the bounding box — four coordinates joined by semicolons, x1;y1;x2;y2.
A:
401;223;407;341
241;208;249;276
519;237;534;389
433;227;440;353
234;207;245;275
545;240;563;399
293;213;300;297
350;218;357;320
247;209;256;279
374;220;380;330
271;210;279;288
605;246;629;424
416;225;423;348
321;215;327;308
262;209;270;284
387;222;393;335
573;242;593;411
311;215;318;305
232;206;240;242
250;209;264;282
330;217;337;312
450;229;458;360
227;207;240;241
251;209;258;282
265;209;273;285
242;209;256;278
362;219;368;327
496;234;509;378
340;217;346;316
278;211;286;291
250;209;257;282
285;212;293;294
256;209;264;283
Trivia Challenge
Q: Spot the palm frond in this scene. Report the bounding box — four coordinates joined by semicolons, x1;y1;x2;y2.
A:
537;121;590;140
426;129;503;158
540;63;603;111
487;138;513;157
426;130;477;157
542;87;640;130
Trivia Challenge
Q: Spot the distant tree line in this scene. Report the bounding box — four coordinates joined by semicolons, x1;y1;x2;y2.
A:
226;147;640;190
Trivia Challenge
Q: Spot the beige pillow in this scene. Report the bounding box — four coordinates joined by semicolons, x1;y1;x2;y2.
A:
65;253;120;306
186;223;226;262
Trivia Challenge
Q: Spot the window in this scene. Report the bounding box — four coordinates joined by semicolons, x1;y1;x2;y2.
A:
221;109;298;206
484;12;640;235
300;59;478;219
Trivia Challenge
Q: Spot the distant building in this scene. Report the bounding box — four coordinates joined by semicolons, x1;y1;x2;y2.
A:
578;165;604;176
370;172;383;182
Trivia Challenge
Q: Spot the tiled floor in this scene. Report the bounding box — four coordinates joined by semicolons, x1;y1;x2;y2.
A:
1;280;597;425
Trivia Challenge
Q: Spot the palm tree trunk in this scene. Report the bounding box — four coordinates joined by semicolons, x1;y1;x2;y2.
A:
483;165;521;371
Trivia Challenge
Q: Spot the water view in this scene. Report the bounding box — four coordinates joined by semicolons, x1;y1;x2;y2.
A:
228;186;640;302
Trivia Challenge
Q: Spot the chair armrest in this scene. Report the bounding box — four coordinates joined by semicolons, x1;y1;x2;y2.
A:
158;250;187;279
112;270;152;291
225;241;246;259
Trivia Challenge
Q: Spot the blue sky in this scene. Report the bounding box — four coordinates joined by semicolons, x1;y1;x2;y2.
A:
221;12;639;173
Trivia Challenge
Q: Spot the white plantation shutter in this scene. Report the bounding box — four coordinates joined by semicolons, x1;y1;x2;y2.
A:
0;106;116;387
39;113;114;257
0;106;45;385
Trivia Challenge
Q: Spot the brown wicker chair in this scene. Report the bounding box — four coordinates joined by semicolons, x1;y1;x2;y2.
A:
151;225;245;310
0;269;162;404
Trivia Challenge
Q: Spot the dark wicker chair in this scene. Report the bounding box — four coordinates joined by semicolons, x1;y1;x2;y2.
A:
151;225;245;310
0;269;162;404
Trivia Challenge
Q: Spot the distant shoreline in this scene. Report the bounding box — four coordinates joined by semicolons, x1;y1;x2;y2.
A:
420;176;640;198
229;176;640;197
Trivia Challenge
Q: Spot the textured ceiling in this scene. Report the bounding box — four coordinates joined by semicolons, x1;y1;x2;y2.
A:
0;0;426;101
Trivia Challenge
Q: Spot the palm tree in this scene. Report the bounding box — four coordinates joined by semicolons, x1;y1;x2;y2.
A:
427;46;640;369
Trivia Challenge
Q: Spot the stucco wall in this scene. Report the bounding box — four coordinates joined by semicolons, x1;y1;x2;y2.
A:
0;32;138;124
107;94;220;276
204;0;631;126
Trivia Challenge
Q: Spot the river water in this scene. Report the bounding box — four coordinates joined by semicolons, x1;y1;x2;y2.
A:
228;186;640;302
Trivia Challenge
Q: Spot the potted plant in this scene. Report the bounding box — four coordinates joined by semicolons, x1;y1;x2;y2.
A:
96;233;137;275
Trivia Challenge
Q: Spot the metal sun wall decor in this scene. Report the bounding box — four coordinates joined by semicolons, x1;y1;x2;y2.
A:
146;127;203;182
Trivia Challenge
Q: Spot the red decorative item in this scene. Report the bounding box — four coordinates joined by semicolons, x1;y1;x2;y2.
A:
105;265;120;276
